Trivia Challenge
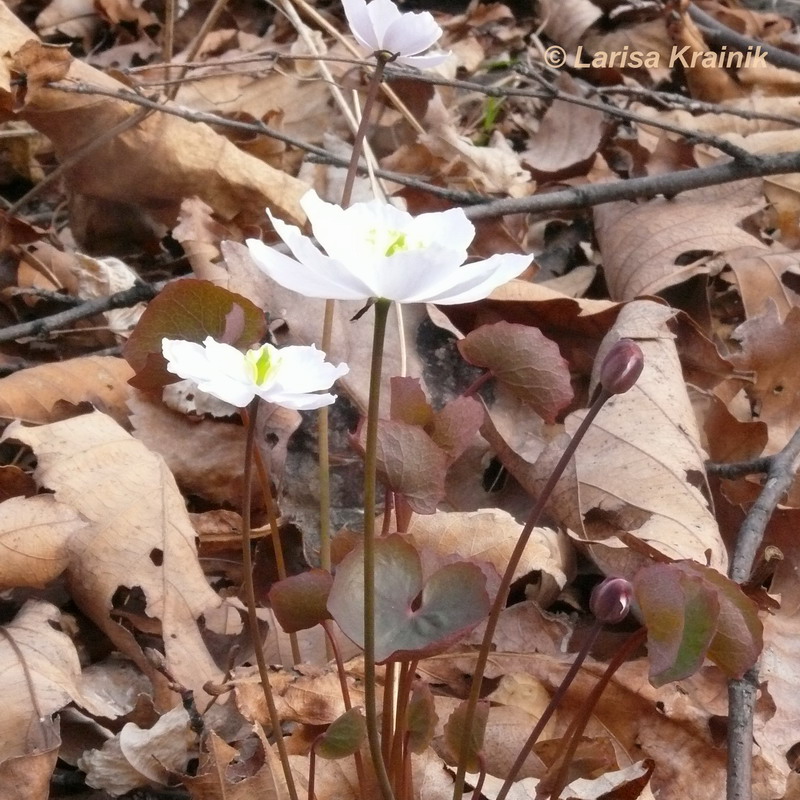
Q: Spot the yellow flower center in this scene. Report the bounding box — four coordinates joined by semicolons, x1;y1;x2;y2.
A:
245;345;277;385
367;227;420;257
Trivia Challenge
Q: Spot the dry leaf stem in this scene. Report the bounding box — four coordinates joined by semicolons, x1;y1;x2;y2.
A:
452;388;613;800
241;399;299;800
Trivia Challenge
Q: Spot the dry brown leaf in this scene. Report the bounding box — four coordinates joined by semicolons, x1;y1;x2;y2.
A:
129;389;299;506
0;600;83;763
0;739;61;800
0;495;83;588
5;411;225;701
730;302;800;454
405;510;573;607
721;246;800;321
0;14;308;229
523;74;604;177
78;706;194;795
490;301;724;574
538;0;601;52
0;355;133;426
595;181;764;301
185;726;290;800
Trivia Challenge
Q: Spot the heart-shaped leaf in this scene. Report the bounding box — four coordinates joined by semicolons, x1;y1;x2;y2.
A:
458;322;573;424
315;708;366;760
327;535;489;662
124;279;266;391
268;569;333;633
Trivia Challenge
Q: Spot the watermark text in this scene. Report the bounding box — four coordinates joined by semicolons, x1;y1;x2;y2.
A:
543;44;768;70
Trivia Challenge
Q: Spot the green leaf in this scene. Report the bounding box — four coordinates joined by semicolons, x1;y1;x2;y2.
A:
327;535;489;662
635;561;763;685
458;322;573;424
442;700;488;773
124;279;266;391
406;682;438;754
268;569;333;633
315;708;366;760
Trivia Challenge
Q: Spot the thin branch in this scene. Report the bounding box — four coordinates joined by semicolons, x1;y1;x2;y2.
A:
688;3;800;74
726;423;800;800
706;457;773;480
43;81;481;205
463;149;800;220
0;281;166;344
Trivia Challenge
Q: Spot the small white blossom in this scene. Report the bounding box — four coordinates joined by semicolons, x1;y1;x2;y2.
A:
342;0;449;68
161;336;349;410
246;191;531;305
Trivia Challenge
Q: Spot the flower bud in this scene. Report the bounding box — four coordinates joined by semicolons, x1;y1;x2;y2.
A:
590;576;633;624
599;339;644;395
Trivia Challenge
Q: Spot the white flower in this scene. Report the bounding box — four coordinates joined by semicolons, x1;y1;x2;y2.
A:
246;191;532;305
161;336;349;410
342;0;449;68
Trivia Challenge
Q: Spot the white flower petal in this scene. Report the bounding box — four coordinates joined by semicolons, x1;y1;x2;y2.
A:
258;389;338;410
415;253;532;304
162;338;217;383
342;0;379;50
366;0;403;45
247;238;372;300
265;345;349;394
395;51;450;68
407;206;474;255
382;10;441;55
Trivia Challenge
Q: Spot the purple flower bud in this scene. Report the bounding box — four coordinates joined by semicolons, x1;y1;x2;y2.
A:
590;576;633;624
599;339;644;395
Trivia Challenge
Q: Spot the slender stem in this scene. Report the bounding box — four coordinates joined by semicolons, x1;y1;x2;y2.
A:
470;757;487;800
322;621;367;789
341;54;390;208
308;746;317;800
363;299;396;800
241;407;301;665
240;400;299;800
452;389;613;800
382;662;396;762
319;299;336;577
495;622;603;800
545;628;647;799
461;371;492;398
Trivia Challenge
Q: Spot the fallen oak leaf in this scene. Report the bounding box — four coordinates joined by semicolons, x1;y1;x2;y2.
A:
4;411;225;702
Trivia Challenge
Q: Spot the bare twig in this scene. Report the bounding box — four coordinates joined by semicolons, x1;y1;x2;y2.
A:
706;457;773;479
464;149;800;220
688;2;800;73
0;280;166;344
726;424;800;800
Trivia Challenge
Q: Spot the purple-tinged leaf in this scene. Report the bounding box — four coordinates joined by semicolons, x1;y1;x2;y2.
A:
390;377;434;427
429;395;484;461
375;421;448;514
458;322;573;423
635;564;720;686
268;569;333;633
327;535;489;662
315;708;366;760
124;279;266;391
